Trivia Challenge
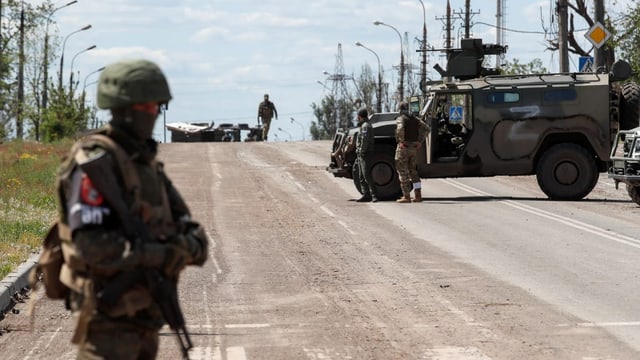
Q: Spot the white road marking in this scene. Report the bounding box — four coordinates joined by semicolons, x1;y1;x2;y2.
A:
224;323;271;328
320;205;335;217
226;346;247;360
423;346;493;360
558;321;640;327
285;171;306;191
338;220;356;235
447;180;640;249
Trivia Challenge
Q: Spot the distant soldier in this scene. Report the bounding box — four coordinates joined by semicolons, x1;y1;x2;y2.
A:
55;59;208;359
257;93;278;141
355;108;378;202
395;101;427;203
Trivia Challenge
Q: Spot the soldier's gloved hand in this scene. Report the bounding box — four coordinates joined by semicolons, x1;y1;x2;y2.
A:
140;243;191;277
173;222;209;266
162;244;192;277
140;243;166;268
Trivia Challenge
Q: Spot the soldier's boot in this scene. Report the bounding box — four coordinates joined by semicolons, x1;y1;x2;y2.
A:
396;194;411;203
356;194;373;202
412;189;422;203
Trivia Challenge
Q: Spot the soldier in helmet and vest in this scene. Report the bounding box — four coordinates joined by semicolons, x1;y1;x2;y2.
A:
395;101;427;203
56;59;208;359
257;93;278;141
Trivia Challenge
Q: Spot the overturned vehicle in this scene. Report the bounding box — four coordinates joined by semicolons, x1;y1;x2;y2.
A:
327;38;640;201
166;122;263;142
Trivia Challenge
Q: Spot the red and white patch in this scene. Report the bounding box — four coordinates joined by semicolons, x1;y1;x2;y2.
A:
80;174;104;206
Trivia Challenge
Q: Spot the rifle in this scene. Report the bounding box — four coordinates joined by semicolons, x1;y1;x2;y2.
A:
77;150;193;360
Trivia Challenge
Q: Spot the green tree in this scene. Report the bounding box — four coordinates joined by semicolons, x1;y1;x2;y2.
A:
502;58;548;75
615;3;640;82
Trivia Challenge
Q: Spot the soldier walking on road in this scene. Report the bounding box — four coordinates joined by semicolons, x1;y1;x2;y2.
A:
395;101;427;203
55;59;208;359
258;93;278;141
355;108;378;202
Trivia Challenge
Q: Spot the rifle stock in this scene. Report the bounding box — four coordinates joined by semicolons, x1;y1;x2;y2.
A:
78;151;193;359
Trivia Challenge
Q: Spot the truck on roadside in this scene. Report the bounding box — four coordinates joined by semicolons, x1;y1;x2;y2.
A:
327;38;640;201
608;126;640;205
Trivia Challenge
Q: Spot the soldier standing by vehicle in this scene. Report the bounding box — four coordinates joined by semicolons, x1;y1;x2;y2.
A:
355;108;378;202
395;101;427;203
55;59;208;359
258;93;278;141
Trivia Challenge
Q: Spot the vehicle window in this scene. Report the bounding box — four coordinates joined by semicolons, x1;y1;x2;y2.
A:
487;92;519;104
543;88;577;102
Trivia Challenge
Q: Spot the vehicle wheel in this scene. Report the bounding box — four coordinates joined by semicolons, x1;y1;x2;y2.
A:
536;143;598;200
371;145;401;200
626;183;640;205
352;149;401;200
620;82;640;130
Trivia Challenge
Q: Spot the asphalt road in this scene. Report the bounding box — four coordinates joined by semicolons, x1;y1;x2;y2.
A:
1;140;639;360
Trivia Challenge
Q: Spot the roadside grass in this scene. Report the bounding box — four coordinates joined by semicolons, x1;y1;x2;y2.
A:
0;140;71;280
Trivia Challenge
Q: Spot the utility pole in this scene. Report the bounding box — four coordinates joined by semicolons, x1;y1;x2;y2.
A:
435;0;454;82
463;0;471;38
324;43;353;133
17;5;25;139
418;0;428;96
495;0;506;68
594;0;605;69
558;0;569;72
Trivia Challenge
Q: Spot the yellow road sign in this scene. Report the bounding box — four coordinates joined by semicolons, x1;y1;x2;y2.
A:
585;22;611;49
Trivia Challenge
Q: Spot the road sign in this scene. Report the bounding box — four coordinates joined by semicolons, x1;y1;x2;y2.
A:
579;56;594;72
449;106;463;124
584;22;611;49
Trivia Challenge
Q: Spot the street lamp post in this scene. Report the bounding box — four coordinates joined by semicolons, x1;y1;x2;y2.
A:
69;44;96;92
42;0;78;110
355;41;382;113
418;0;428;95
374;21;404;106
81;66;104;123
278;127;292;141
290;117;305;141
58;24;92;90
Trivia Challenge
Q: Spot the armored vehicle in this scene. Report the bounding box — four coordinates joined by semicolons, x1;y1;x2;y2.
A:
328;38;640;201
608;127;640;205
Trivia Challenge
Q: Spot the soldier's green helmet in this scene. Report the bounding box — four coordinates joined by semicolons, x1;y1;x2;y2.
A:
97;59;172;109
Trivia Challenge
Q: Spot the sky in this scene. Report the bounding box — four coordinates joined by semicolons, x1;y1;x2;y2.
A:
24;0;630;141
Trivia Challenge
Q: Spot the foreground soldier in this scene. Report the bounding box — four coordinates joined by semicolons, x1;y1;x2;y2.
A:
395;101;427;203
56;59;208;359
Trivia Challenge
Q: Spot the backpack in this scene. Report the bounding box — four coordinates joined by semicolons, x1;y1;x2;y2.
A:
29;222;68;299
29;134;142;300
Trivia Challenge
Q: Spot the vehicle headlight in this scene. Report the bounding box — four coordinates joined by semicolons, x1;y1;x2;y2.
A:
614;160;626;169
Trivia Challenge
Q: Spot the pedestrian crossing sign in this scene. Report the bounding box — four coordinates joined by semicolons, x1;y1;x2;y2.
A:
449;106;463;124
579;56;594;72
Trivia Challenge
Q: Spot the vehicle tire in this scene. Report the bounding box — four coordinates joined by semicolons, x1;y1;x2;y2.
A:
626;183;640;205
371;146;401;200
536;143;598;200
620;82;640;130
352;148;401;200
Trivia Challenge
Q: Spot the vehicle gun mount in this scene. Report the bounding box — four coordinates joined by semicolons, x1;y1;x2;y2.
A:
431;38;507;80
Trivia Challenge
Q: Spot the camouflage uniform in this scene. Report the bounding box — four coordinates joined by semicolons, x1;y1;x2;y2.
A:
258;94;278;140
355;108;377;202
395;102;427;203
56;59;208;359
